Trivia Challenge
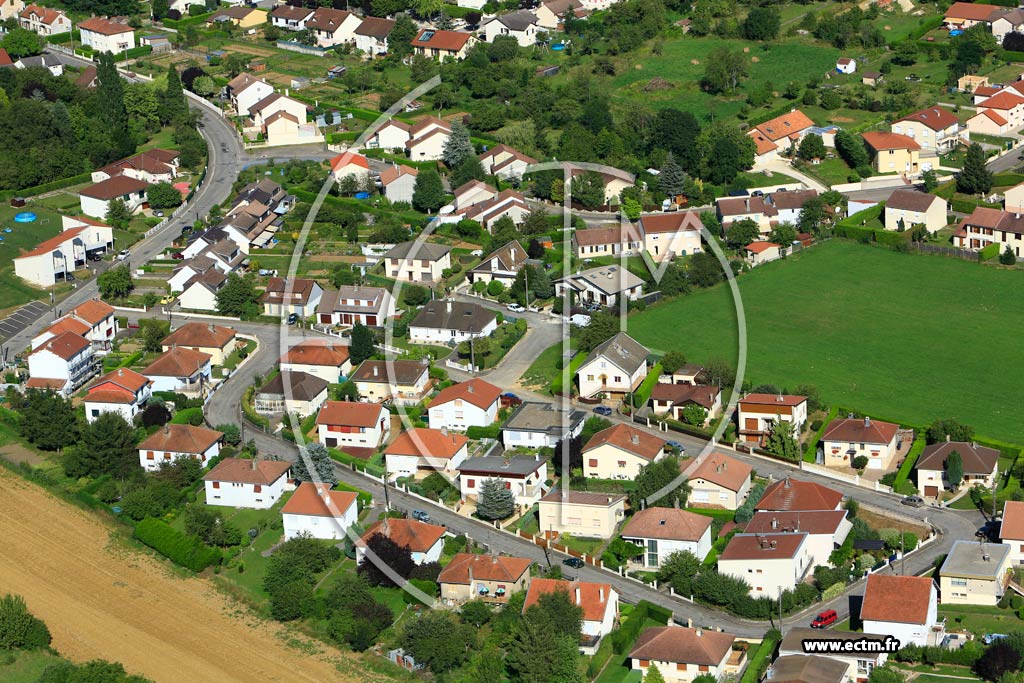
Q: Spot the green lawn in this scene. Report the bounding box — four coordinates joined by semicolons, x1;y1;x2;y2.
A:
558;533;605;556
627;240;1024;444
938;604;1024;636
612;38;840;118
800;157;856;187
0;203;71;312
0;649;63;683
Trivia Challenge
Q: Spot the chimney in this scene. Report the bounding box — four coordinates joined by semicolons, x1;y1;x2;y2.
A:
446;300;452;314
575;587;581;604
631;433;639;445
973;441;978;449
947;434;951;443
864;416;871;428
373;365;379;377
770;540;777;548
492;555;498;564
599;587;605;602
847;412;854;419
696;629;703;638
251;457;258;471
164;424;170;434
771;517;778;529
208;322;215;332
468;382;474;393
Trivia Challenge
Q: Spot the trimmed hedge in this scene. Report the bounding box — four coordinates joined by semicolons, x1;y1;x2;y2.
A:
804;406;839;462
161;13;214;28
0;172;92;201
741;636;780;683
328;447;386;477
892;436;926;494
611;600;672;654
466;424;501;440
134;518;221;572
124;45;153;60
908;15;944;40
979;242;1000;261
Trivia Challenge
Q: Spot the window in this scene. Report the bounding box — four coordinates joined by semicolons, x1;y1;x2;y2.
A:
951;578;968;587
212;481;220;489
618;461;626;468
254;485;262;493
588;459;598;468
146;451;155;460
677;664;686;671
467;479;475;488
639;660;649;668
699;666;710;672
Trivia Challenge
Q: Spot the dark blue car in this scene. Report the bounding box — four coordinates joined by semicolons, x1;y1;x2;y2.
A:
593;406;612;416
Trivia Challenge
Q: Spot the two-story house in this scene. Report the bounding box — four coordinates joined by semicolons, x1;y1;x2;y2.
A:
316;400;391;457
382;241;452;283
916;440;1000;498
351;359;431;406
83;368;152;424
572;223;643;260
1001;501;1024;565
737;393;808;445
639;212;704;260
649;383;722;425
354;16;395;56
755;477;844;512
478;144;537;180
822;416;900;470
226;73;276;118
860;573;940;648
138;423;223;472
779;629;890;682
582;423;666;480
524;579;619;654
269;4;314;30
317;285;395;327
79;175;149;219
483;10;539;46
458;455;548;508
862;132;922;175
688;452;753;509
620;507;713;568
502;401;586;449
282;482;359;540
555;265;645;308
427;378;501;431
384;427;469;481
260;277;323;318
279;338;351;384
940;540;1012;606
380;163;418;204
576;332;649;401
884;190;948;233
162;322;237;366
18;4;71;35
719;532;813;597
953;206;1024;257
203;457;291;509
358;518;447;565
467;240;528;287
141;347;212;395
411;28;476;61
891;107;963;154
744;510;852;569
538;489;626;539
305;7;359;47
78;17;135;54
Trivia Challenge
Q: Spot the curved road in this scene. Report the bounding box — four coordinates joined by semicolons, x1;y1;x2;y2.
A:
197;310;983;637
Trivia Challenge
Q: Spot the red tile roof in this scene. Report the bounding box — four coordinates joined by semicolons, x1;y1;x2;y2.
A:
945;2;1001;22
25;377;67;391
630;626;735;665
16;226;88;259
822;417;899;445
621;507;712;542
316;400;386;428
143;347;211;377
70;299;114;325
30;331;90;361
583;423;665;461
330;150;369;173
897;107;959;132
1001;501;1024;541
282;481;358;517
745;510;849;536
740;393;807;408
437;553;532;584
280;339;350;368
860;574;934;624
756;477;843;512
524;578;615;623
979;91;1024;111
640;211;703;234
411;28;472;52
42;317;90;339
650;383;720;410
753;110;815;142
689;452;752;493
78;16;133;35
139;423;223;454
361;518;446;553
719;532;808;560
745;241;781;254
862;132;921;151
203;457;291;485
978;109;1009;126
380;164;418;185
428;378;502;410
80;175;149;200
384;428;467;459
162;322;236;350
0;49;11;67
89;367;150;395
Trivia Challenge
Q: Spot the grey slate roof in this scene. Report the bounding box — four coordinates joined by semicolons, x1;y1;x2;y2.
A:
582;332;648;375
410;300;496;333
503;401;586;436
384;241;451;261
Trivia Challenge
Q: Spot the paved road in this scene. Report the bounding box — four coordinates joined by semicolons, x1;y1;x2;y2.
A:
3;98;244;357
754;160;829;193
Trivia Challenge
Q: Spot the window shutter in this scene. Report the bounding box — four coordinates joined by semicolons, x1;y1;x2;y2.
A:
212;481;220;489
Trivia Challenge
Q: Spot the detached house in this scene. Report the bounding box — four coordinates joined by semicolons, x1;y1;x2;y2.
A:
860;573;940;647
162;322;237;366
427;377;501;431
254;371;328;417
457;189;530;231
408;299;498;344
370;118;412;151
178;269;226;312
317;285;395;328
351;359;431;405
411;28;476;60
862;132;922;175
572;223;643;260
620;507;713;567
944;1;1001;29
748;109;816;163
535;0;583;29
718;532;813;597
630;626;738;683
269;4;314;30
885;190;948;233
538;489;626;539
582;423;666;480
330;150;370;183
755;477;843;512
78;17;135;54
1000;501;1024;565
954;206;1024;255
359;518;447;565
822;415;900;470
380;164;418;204
138;423;223;472
745;510;853;569
556;265;645;308
891;107;963;154
438;553;532;604
779;629;890;682
226;73;275;118
940;540;1012;606
483;10;539;47
384;427;469;480
478;144;537;180
502;401;586;449
649;383;722;425
916;440;1000;498
524;579;619;653
27;332;98;396
316;400;391;456
382;241;452;283
406;115;453;160
305;7;360;47
79;175;149;219
354;16;395;56
260;277;324;318
49;299;117;350
737;393;808;445
203;457;291;509
717;195;776;235
83;368;152;424
467;240;528;286
744;241;783;267
18;4;70;35
0;0;25;22
457;454;548;507
15;219;115;287
279;339;351;384
688;452;753;510
768;656;853;683
142;347;212;395
282;482;359;540
640;212;704;260
576;332;649;401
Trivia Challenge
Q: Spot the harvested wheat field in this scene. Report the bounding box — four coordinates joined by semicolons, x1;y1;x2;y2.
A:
0;469;386;683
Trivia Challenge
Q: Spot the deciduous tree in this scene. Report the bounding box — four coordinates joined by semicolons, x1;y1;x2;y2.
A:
98;265;134;300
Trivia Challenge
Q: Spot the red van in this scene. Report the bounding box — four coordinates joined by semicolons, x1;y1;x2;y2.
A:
810;609;838;629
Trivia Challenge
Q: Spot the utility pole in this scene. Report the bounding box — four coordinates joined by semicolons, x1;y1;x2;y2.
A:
524;267;530;311
900;532;905;575
778;589;784;636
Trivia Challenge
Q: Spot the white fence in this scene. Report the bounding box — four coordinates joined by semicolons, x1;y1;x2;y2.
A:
800;461;894;493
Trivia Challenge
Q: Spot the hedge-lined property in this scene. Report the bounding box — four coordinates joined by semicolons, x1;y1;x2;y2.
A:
134;518;221;572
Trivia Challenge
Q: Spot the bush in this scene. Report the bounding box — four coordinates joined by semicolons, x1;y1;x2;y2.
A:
134;518;221;572
171;407;205;426
0;594;51;650
466;424;501;439
852;455;869;470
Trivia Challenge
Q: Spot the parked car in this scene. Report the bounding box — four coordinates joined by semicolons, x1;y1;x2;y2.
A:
160;295;175;305
116;249;130;261
507;303;526;313
500;392;523;408
901;495;925;507
665;440;686;454
593;406;613;416
172;252;185;260
527;305;541;313
411;509;431;523
562;557;585;569
287;313;299;326
811;609;838;629
153;210;164;217
88;253;103;262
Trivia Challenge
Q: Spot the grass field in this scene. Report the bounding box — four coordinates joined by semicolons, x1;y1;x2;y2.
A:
0;649;63;683
627;240;1024;444
611;38;840;117
938;604;1024;636
0;203;68;312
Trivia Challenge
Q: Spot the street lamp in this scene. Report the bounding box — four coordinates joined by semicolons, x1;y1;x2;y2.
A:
50;291;55;320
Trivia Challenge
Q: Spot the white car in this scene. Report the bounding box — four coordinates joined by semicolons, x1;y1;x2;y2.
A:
116;250;130;261
527;305;541;313
506;303;525;313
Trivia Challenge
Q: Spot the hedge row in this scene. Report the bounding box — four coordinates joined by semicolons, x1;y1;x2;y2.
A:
979;242;1001;261
0;172;92;201
124;45;153;60
134;518;220;572
328;447;386;477
46;30;79;44
804;406;839;462
466;424;501;440
835;222;913;247
171;407;205;425
907;15;944;40
611;600;673;654
161;13;214;28
741;636;781;683
892;436;926;494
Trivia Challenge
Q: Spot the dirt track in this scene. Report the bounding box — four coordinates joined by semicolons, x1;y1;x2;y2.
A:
0;469;369;683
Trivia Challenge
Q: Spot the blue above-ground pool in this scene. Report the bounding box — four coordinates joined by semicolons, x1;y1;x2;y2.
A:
552;43;566;51
950;29;963;36
3;228;11;233
14;212;36;223
355;191;370;199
